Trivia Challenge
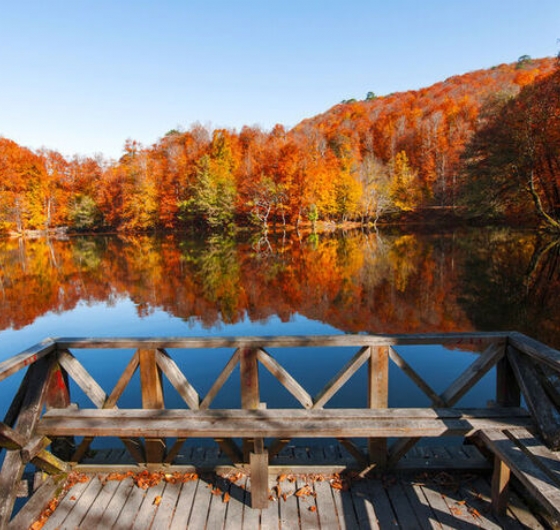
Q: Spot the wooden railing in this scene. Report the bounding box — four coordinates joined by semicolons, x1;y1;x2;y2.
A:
1;332;560;523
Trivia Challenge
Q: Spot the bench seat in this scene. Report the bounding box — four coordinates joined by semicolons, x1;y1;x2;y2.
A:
477;428;560;526
38;407;532;439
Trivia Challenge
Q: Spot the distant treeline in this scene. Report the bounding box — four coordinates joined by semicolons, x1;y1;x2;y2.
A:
1;56;559;234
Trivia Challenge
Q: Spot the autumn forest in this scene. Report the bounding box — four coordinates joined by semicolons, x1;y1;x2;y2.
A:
1;56;559;235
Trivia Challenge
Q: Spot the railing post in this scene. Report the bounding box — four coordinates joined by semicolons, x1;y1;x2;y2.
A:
240;347;260;462
240;347;268;507
139;349;166;465
368;345;389;468
45;360;74;460
496;349;520;407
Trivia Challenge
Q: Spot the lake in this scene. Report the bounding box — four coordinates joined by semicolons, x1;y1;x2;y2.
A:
0;227;558;413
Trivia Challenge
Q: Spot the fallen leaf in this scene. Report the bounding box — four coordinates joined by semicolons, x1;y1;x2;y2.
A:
223;492;231;503
153;496;162;506
295;485;313;497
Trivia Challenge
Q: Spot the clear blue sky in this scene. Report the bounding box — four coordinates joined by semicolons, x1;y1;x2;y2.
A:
0;0;558;160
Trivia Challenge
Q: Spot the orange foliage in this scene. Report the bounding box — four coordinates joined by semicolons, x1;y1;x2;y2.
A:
0;57;556;233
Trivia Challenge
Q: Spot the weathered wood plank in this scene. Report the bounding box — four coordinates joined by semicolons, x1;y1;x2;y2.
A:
314;479;340;529
200;348;240;410
505;428;560;488
40;475;92;530
296;476;319;528
491;455;511;516
257;347;313;409
250;450;269;509
38;407;533;439
389;346;445;407
57;349;107;408
0;357;53;528
416;480;458;530
7;476;62;530
0;338;56;383
107;476;146;528
313;346;371;409
240;347;260;462
224;475;249;529
0;421;27;450
96;476;135;528
330;478;360;530
150;480;182;529
156;348;200;409
58;475;103;529
168;478;197;529
404;481;441;530
385;479;423;530
240;347;260;411
496;355;521;407
277;474;299;530
130;479;165;530
369;345;388;467
349;478;381;529
205;477;229;529
455;477;508;530
508;345;560;449
104;349;139;409
260;499;280;529
478;429;560;522
440;341;504;406
187;475;212;528
508;332;560;372
79;476;121;528
55;332;507;351
139;348;166;463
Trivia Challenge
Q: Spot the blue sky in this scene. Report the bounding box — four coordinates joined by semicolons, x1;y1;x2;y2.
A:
0;0;558;160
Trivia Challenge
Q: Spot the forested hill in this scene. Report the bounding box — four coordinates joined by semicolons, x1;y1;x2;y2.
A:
0;56;558;234
294;57;557;214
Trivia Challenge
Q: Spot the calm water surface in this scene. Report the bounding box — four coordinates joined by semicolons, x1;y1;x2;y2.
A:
0;228;558;412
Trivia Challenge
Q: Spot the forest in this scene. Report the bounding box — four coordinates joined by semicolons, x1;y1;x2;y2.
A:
0;56;559;235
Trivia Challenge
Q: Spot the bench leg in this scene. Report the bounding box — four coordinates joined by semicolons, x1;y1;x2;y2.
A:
491;455;511;516
250;448;269;509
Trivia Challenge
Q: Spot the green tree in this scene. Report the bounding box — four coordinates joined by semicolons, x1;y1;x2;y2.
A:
68;194;103;230
183;153;237;229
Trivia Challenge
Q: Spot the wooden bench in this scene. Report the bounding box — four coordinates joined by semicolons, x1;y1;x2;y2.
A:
476;428;560;527
38;407;532;508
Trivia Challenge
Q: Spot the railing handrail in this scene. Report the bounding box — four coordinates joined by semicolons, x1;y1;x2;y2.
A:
0;338;56;383
53;332;509;350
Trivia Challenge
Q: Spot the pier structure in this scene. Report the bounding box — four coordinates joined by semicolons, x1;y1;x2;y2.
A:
1;333;559;528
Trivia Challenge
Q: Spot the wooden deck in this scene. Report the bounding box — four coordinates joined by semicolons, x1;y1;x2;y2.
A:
3;332;560;528
28;467;548;529
11;446;552;529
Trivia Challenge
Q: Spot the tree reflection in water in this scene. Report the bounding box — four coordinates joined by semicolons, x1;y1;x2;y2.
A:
0;228;558;348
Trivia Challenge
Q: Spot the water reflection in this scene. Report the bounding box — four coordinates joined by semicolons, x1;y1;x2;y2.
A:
0;228;558;348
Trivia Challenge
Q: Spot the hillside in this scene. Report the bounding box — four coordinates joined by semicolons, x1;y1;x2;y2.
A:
0;56;558;234
294;57;556;209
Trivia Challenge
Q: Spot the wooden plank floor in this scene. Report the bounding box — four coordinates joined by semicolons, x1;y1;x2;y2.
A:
25;446;552;529
33;469;549;529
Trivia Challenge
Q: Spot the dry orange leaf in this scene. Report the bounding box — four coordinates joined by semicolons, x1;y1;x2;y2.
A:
153;495;162;506
308;505;317;512
223;492;231;503
295;485;313;497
